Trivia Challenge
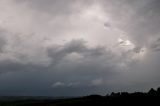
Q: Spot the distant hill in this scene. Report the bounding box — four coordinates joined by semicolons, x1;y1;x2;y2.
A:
0;96;70;102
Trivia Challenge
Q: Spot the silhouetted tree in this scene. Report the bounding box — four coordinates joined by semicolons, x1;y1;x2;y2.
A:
148;88;156;95
111;92;115;96
121;92;129;96
157;87;160;95
111;92;120;97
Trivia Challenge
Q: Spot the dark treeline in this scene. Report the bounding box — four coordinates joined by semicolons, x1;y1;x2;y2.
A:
1;87;160;106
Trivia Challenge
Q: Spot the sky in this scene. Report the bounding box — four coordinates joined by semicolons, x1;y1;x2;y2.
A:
0;0;160;96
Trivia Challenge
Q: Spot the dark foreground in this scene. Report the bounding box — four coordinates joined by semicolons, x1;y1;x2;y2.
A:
1;88;160;106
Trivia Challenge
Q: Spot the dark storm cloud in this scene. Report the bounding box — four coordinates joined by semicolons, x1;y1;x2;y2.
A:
47;39;107;64
0;60;45;74
47;39;116;80
47;39;87;64
0;39;122;96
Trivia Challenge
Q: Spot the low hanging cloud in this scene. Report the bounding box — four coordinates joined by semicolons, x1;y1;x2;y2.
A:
52;81;79;88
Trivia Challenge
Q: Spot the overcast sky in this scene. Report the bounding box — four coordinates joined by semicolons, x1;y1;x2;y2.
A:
0;0;160;96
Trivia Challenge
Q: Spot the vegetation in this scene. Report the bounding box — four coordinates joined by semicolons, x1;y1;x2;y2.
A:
1;87;160;106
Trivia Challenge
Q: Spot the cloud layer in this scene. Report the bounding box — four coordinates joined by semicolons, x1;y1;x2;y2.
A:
0;0;160;96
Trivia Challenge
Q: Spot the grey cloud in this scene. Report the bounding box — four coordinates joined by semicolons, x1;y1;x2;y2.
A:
0;60;45;74
0;39;123;96
104;22;112;28
19;0;74;15
0;36;147;96
150;38;160;52
46;39;133;87
130;0;160;45
52;81;79;88
101;0;160;46
52;82;65;88
0;36;5;52
1;0;160;96
133;46;145;54
127;0;160;46
46;39;116;83
47;39;107;65
47;39;87;64
16;0;93;16
0;29;7;52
